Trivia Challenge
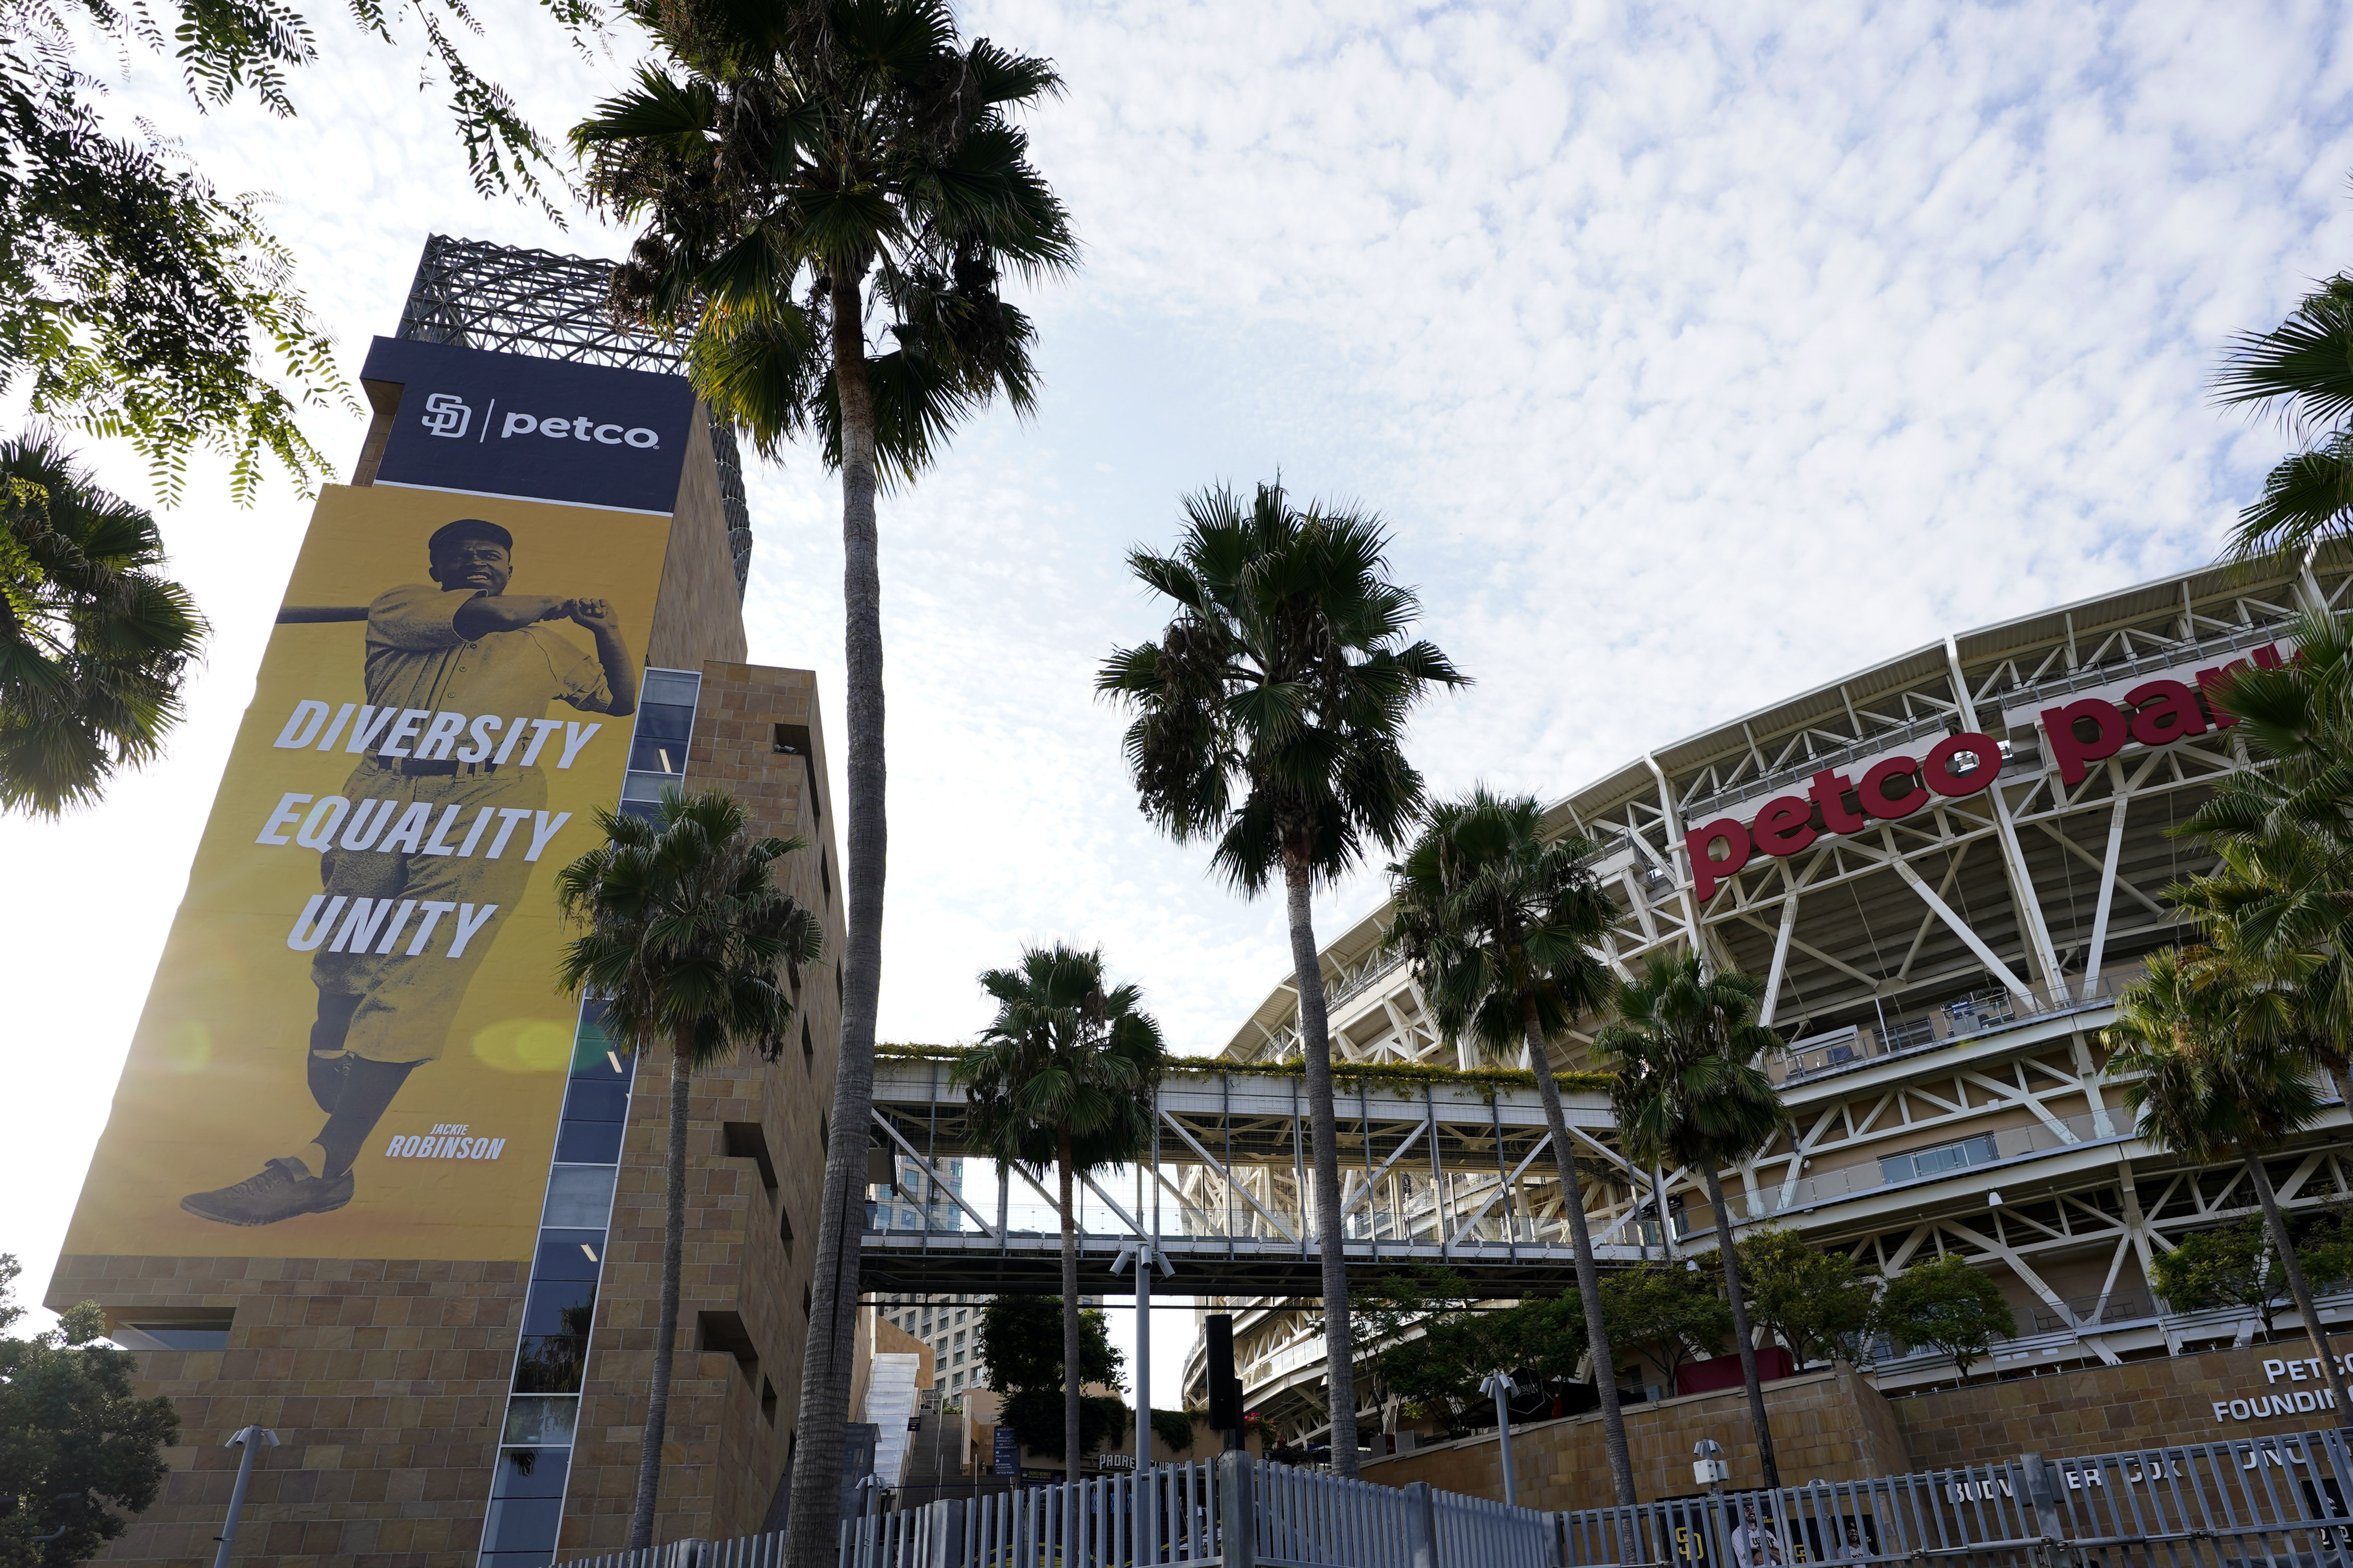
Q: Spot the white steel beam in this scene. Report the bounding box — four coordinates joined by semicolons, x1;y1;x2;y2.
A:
1759;881;1801;1028
1945;635;2069;998
2080;769;2133;1001
1889;853;2036;1002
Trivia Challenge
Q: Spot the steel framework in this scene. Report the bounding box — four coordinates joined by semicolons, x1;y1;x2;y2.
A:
395;234;755;592
860;1054;1642;1305
1197;550;2353;1441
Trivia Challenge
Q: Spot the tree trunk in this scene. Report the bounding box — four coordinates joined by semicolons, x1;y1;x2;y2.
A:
629;1032;695;1548
782;263;888;1568
2245;1152;2351;1418
1284;858;1360;1476
1523;998;1635;1504
1702;1164;1780;1489
1060;1130;1082;1555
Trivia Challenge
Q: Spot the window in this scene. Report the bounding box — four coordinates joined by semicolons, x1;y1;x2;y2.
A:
111;1316;234;1351
1879;1133;2000;1186
801;1019;814;1064
820;850;832;903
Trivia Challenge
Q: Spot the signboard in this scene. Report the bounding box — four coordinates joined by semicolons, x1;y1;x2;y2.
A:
1683;642;2287;902
991;1427;1018;1477
363;336;697;514
60;337;694;1263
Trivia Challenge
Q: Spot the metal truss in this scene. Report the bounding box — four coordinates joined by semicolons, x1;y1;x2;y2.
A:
1203;548;2353;1428
395;234;755;595
856;1055;1665;1304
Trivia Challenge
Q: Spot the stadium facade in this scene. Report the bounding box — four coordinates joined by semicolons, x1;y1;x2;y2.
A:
1185;551;2353;1445
47;239;846;1568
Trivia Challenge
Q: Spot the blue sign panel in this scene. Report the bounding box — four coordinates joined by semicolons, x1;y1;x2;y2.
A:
992;1426;1019;1477
361;336;698;514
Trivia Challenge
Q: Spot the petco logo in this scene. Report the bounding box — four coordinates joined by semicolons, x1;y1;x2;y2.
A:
501;411;661;449
421;393;472;438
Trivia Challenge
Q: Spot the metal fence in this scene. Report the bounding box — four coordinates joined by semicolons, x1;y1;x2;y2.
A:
828;1452;1558;1568
552;1428;2353;1568
1557;1428;2353;1568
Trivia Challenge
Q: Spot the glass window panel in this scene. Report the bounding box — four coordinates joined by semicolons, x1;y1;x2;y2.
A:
620;772;669;803
482;1549;558;1568
112;1323;232;1351
629;735;689;775
639;671;701;708
561;1079;628;1123
618;800;660;824
501;1396;578;1446
522;1279;597;1338
632;701;695;740
555;1121;623;1165
569;1006;625;1078
483;1446;569;1547
542;1167;617;1230
513;1336;589;1394
491;1446;571;1499
532;1229;607;1282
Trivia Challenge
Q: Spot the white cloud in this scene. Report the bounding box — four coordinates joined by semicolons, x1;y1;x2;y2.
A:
2;0;2347;1399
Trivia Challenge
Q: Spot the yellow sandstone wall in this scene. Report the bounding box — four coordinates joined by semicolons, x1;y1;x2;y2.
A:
1365;1345;2347;1512
1363;1367;1906;1508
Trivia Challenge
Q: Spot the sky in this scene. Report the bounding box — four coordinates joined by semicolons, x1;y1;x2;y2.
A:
6;0;2353;1402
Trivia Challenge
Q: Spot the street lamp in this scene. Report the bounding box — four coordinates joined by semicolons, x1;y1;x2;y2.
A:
1109;1240;1175;1474
1479;1372;1521;1508
212;1426;280;1568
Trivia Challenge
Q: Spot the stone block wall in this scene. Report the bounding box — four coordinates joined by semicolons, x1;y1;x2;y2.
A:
44;1254;529;1568
1890;1343;2343;1470
1365;1344;2344;1513
1362;1366;1906;1509
557;661;844;1553
646;414;749;671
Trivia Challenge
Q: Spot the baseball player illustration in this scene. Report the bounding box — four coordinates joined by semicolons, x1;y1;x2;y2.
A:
180;517;638;1227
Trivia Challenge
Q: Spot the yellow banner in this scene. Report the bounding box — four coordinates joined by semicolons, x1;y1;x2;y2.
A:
65;484;670;1261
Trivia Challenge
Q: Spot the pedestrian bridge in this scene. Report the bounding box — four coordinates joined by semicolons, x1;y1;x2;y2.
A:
856;1050;1661;1298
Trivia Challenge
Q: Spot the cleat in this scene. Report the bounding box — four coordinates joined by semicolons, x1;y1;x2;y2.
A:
179;1158;354;1227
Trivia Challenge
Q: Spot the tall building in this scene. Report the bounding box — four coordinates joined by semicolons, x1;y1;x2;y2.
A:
876;1292;989;1399
45;238;847;1568
1186;552;2353;1445
873;1155;967;1236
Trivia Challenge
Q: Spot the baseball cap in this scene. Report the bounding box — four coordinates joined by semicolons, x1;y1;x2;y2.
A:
427;518;514;554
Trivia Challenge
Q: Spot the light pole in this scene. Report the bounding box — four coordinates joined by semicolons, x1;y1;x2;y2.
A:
1110;1241;1175;1473
1480;1372;1520;1508
212;1426;279;1568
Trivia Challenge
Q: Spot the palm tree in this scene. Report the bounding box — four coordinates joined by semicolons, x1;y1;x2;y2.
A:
1098;481;1467;1475
2174;606;2353;1105
0;430;205;815
555;790;823;1550
2105;944;2350;1417
2214;274;2353;561
1592;955;1789;1488
955;944;1165;1542
1383;787;1637;1503
573;8;1075;1555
